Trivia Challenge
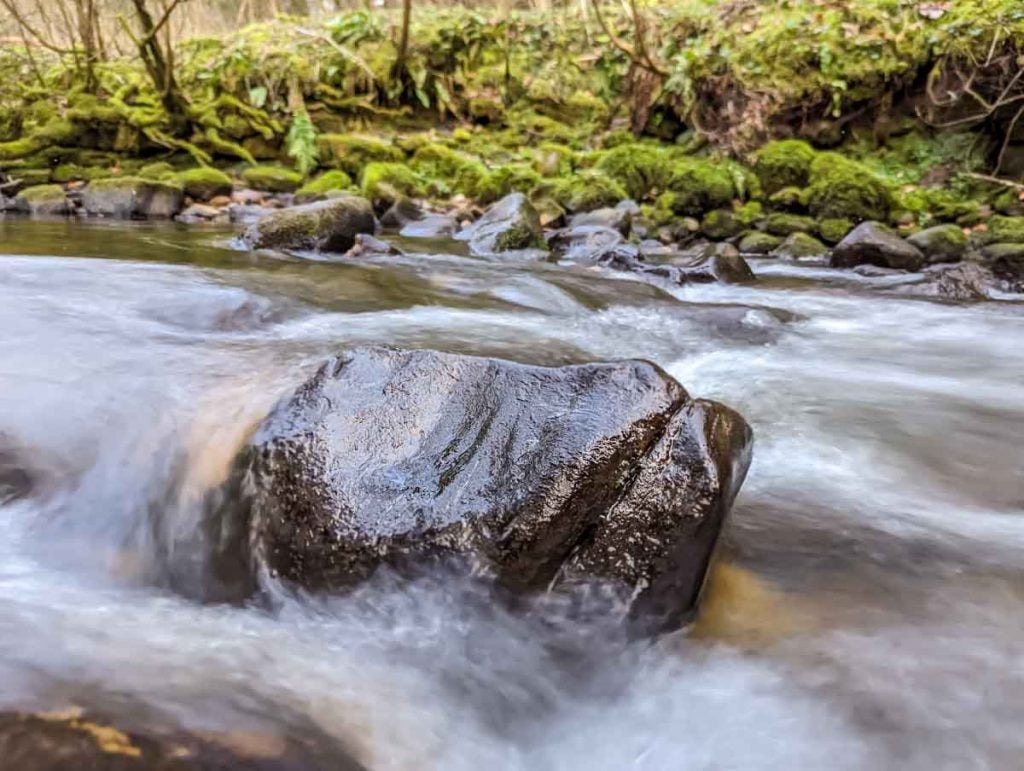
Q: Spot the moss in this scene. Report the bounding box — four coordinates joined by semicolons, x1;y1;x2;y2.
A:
12;169;52;186
468;97;505;125
665;159;736;216
738;231;782;255
927;190;983;226
982;216;1024;245
765;212;816;236
818;217;854;244
138;162;177;181
701;209;743;239
18;184;65;203
361;162;425;204
545;170;627;213
754;140;817;194
52;164;108;183
494;220;546;251
534;143;574;177
295;170;354;199
994;188;1024;216
806;153;892;222
410;143;486;197
318;133;404;178
768;186;808;212
734;201;764;227
241;165;303;193
594;144;671;201
475;165;542;205
176;167;233;200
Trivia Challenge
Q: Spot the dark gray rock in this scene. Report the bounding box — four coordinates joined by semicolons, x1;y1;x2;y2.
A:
81;177;183;218
569;206;632;237
980;242;1024;289
771;232;828;261
380;197;423;229
454;193;548;258
202;347;752;632
831;221;925;271
345;233;402;257
551;225;626;264
12;185;70;217
906;224;968;264
241;195;376;252
646;253;755;285
399;214;457;238
896;262;995;302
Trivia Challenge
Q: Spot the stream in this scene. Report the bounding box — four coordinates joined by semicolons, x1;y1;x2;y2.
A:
0;218;1022;769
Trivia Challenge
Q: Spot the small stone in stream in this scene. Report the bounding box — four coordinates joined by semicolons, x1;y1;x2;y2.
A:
345;233;402;257
209;195;233;207
853;264;905;277
551;225;625;265
896;262;994;301
569;206;632;236
231;188;265;205
454;193;548;258
82;177;184;219
241;195;376;252
906;224;968;264
771;232;828;261
201;347;752;633
738;231;782;255
831;221;925;271
399;214;457;238
648;253;754;285
639;239;675;258
177;203;226;224
380;197;423;229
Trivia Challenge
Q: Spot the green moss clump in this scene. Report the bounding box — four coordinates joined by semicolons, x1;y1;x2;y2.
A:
138;162;177;182
983;215;1024;244
52;164;107;183
594;144;670;201
738;231;782;254
545;170;627;213
768;186;808;212
665;159;736;216
176;167;233;200
806;153;892;222
494;220;546;251
318;134;404;178
468;97;505;125
475;165;542;205
765;212;816;236
361;162;425;204
295;170;354;199
241;165;303;193
12;169;52;186
994;189;1024;216
18;184;66;204
734;201;764;227
534;143;574;177
410;143;486;197
773;232;828;259
818;217;854;244
754;140;817;194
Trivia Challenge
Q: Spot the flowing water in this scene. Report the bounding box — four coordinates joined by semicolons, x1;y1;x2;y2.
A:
0;218;1022;769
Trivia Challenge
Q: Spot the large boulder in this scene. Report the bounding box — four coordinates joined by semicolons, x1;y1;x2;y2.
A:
455;193;548;258
202;347;752;632
831;221;924;271
82;177;184;218
241;195;376;252
12;184;70;216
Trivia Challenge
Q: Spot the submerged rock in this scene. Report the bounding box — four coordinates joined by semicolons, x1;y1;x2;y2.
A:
203;347;752;632
831;221;924;271
241;195;376;252
399;214;457;238
454;193;548;258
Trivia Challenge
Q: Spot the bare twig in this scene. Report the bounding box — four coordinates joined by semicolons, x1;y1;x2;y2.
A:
964;172;1024;190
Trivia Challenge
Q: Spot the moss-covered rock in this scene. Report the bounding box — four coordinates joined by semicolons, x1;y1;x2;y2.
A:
361;162;426;206
241;165;303;193
665;159;736;216
701;209;743;239
806;153;892;222
768;186;808;212
993;188;1024;216
765;212;816;236
534;143;575;177
51;164;107;183
176;167;233;200
594;144;670;201
295;170;354;201
242;195;376;252
13;184;70;216
772;232;828;260
455;192;547;256
10;169;52;188
546;170;627;213
738;231;782;255
981;215;1024;244
318;134;404;178
410;143;486;197
817;217;854;244
754;140;817;194
138;162;177;182
906;223;968;264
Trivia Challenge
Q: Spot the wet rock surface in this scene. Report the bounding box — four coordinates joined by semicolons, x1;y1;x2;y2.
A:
241;196;376;253
895;262;995;302
455;193;548;258
202;347;752;632
81;178;184;219
831;221;924;271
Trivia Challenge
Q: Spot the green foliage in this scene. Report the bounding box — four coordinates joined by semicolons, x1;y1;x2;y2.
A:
241;165;304;193
982;216;1024;244
595;144;671;201
665;159;736;216
410;143;486;197
545;170;628;213
701;209;743;239
754;140;817;194
138;162;177;181
806;153;892;222
176;167;233;200
818;218;854;244
286;110;319;177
